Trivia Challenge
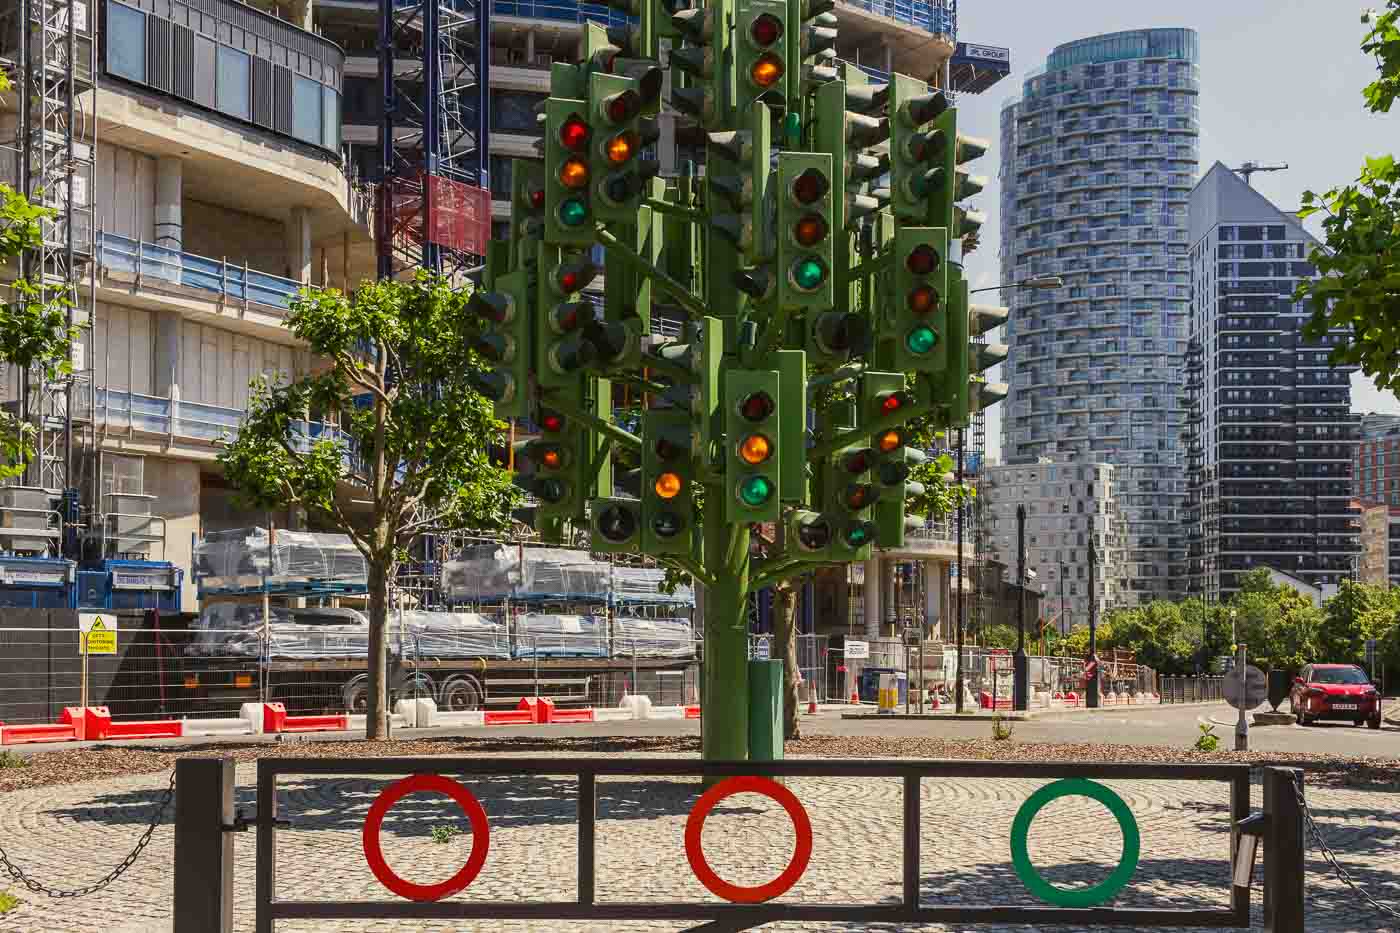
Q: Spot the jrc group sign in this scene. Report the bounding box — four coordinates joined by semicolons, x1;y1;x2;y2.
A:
79;612;117;655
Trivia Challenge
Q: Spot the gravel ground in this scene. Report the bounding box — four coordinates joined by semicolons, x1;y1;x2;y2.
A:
3;732;1399;795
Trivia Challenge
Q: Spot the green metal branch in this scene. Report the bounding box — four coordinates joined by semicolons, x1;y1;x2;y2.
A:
543;395;643;452
645;197;704;222
845;251;891;282
596;228;709;321
807;361;867;391
750;556;810;591
607;373;673;396
670;553;717;589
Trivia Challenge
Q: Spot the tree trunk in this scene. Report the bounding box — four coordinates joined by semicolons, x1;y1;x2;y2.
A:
773;580;803;741
365;557;391;740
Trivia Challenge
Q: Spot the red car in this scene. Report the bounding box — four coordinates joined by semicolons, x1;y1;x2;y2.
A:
1290;664;1382;729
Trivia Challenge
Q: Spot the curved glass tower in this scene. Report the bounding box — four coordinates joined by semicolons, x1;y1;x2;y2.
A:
998;28;1200;606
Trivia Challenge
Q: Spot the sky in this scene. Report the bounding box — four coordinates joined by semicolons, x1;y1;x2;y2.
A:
948;0;1400;462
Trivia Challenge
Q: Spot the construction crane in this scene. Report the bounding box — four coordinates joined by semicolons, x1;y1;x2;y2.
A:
1232;161;1288;187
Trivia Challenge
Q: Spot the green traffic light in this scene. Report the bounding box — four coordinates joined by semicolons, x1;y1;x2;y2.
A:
906;326;937;355
738;475;775;507
558;198;588;227
791;257;826;291
844;524;872;547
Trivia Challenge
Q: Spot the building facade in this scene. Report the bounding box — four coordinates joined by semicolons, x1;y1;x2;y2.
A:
1355;415;1400;507
1184;162;1360;603
998;28;1200;606
982;461;1127;631
1357;502;1400;588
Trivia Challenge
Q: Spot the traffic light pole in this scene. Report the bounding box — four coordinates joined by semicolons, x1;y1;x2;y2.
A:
1087;537;1100;709
954;431;965;714
702;491;758;764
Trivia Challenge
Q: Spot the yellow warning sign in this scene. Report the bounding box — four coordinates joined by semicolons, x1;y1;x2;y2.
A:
79;613;117;655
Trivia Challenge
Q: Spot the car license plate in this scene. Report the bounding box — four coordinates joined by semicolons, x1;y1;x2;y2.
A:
1333;703;1358;711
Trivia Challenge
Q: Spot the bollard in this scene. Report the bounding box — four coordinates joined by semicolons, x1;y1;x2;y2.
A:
1263;766;1305;933
173;757;236;933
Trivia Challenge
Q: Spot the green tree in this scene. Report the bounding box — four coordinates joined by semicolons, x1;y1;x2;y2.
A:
218;275;518;738
0;72;77;479
1296;3;1400;391
1227;579;1322;674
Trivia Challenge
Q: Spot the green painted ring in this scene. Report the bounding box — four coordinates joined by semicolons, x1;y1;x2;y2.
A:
1009;778;1141;908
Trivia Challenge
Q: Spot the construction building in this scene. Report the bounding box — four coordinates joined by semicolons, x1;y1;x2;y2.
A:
1184;162;1360;603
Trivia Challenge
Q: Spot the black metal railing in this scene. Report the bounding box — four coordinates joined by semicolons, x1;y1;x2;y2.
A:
150;756;1318;931
1160;675;1227;704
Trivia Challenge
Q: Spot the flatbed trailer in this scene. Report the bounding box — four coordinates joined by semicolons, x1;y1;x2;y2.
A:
179;651;697;715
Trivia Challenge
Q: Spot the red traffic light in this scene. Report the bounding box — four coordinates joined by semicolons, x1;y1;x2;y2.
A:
750;12;782;46
791;168;828;205
556;262;599;293
907;285;938;314
840;448;872;474
793;214;828;247
559;114;590;152
738;391;775;422
539;410;564;433
654;437;684;461
604;89;642;125
906;244;939;276
528;188;545;209
879;392;905;415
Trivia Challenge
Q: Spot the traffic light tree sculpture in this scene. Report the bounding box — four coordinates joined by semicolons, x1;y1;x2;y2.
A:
476;13;1001;763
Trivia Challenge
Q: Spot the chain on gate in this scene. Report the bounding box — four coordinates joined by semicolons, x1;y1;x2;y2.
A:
1292;773;1400;920
0;769;175;898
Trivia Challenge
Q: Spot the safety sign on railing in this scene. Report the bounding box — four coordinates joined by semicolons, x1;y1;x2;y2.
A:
79;613;117;655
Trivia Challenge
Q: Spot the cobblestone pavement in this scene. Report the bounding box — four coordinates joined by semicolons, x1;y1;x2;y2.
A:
2;754;1398;932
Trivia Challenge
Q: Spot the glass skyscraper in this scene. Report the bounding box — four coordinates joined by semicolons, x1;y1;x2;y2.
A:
998;28;1200;606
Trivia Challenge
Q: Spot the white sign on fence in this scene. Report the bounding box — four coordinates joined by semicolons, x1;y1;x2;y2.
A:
844;639;870;659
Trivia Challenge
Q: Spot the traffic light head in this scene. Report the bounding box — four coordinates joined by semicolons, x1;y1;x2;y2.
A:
736;0;787;110
891;226;949;372
725;370;782;523
776;153;834;310
590;72;659;222
889;75;948;221
544;99;595;245
590;497;641;552
641;409;694;554
538;250;600;389
468;270;530;419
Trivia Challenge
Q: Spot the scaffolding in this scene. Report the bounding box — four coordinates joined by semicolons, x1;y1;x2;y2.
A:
376;0;490;278
1;0;96;501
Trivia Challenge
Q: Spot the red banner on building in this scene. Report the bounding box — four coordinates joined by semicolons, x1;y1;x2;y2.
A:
424;174;490;256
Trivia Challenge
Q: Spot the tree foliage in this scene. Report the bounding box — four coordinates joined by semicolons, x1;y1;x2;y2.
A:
0;72;77;479
1296;2;1400;392
219;274;518;736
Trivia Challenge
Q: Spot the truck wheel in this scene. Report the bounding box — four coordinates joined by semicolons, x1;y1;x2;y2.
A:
396;673;436;703
441;675;484;711
342;676;369;714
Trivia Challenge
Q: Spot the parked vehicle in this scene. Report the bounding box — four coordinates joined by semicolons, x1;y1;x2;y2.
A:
1289;664;1382;729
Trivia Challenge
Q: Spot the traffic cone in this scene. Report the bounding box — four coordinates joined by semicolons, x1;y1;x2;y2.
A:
807;688;818;715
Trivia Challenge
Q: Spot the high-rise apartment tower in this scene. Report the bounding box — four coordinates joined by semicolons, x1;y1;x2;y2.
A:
999;28;1200;605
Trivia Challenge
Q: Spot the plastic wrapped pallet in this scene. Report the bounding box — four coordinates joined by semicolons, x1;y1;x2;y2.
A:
188;602;276;657
189;603;403;660
441;545;610;601
612;615;696;658
512;613;608;658
403;611;510;659
612;565;694;604
194;527;367;589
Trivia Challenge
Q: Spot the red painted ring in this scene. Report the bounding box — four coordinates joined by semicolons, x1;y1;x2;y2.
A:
362;774;490;902
684;775;813;903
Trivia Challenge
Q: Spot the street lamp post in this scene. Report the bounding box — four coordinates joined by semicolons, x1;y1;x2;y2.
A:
954;430;966;714
1059;562;1066;635
1086;535;1100;709
1014;504;1029;711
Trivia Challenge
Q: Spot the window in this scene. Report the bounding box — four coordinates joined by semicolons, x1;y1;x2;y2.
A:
293;75;322;144
492;91;547;134
107;2;146;83
217;45;251;121
322;86;339;150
